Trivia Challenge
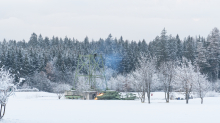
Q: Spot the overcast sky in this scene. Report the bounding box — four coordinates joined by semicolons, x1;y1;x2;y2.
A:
0;0;219;42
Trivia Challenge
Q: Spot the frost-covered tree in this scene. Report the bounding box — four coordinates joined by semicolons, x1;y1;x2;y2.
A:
113;74;124;92
193;66;211;104
75;77;90;93
214;81;220;92
206;27;220;84
105;67;117;90
158;61;176;103
114;74;133;92
93;70;107;91
196;36;210;73
31;71;53;92
176;35;182;60
157;28;169;65
38;34;44;47
28;33;38;46
167;35;178;61
175;58;195;104
133;54;156;103
183;36;196;63
0;68;15;119
132;72;145;103
107;77;117;90
53;83;71;99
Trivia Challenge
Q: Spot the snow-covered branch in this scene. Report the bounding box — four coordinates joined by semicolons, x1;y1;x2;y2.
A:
132;53;157;103
0;67;15;119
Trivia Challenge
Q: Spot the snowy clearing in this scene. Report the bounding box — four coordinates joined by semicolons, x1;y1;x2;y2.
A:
1;92;220;123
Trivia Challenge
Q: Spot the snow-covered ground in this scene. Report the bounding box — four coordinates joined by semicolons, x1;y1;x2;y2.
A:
1;92;220;123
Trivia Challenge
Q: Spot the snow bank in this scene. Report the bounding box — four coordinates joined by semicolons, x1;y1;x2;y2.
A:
10;92;57;99
205;91;220;97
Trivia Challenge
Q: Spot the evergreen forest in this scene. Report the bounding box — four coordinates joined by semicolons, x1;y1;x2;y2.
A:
1;28;220;92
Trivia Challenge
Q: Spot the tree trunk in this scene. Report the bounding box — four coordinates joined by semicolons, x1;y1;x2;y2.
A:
0;104;6;119
141;92;145;103
0;105;1;119
201;97;203;104
165;92;168;102
166;92;170;103
186;93;189;104
147;92;150;104
141;89;145;103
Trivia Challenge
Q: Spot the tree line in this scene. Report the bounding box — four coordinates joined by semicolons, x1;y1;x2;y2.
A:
0;28;220;92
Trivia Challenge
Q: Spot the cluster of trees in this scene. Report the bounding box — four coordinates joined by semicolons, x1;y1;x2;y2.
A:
0;27;220;94
108;56;211;104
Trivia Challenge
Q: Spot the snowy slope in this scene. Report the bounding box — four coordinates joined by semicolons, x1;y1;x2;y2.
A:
1;92;220;123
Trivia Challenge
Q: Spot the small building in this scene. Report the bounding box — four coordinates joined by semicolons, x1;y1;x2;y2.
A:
83;91;97;100
64;90;97;100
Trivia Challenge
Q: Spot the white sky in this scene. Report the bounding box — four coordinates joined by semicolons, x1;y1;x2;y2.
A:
0;0;219;42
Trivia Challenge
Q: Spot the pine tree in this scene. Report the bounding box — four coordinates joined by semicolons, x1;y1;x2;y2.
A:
183;36;196;63
167;35;177;61
176;34;182;60
29;33;38;46
206;27;220;82
196;36;210;73
157;28;169;66
21;54;30;77
38;34;44;47
44;37;50;47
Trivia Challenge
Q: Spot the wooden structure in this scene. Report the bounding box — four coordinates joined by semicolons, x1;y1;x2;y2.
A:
83;91;97;100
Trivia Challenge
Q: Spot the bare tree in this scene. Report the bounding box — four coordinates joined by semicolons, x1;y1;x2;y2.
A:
193;66;211;104
53;83;71;99
158;61;176;103
175;58;195;104
132;72;146;103
133;54;156;103
0;68;15;119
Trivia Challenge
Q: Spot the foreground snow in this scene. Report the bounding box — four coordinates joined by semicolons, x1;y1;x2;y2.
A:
1;92;220;123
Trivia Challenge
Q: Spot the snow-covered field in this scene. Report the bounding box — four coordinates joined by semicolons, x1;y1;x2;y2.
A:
1;92;220;123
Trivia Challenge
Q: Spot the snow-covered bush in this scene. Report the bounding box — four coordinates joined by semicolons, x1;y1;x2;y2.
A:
53;83;71;99
0;68;15;119
28;71;54;92
205;91;219;97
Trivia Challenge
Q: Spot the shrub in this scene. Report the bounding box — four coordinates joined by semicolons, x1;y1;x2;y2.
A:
97;91;121;100
122;93;137;100
97;91;136;100
205;91;219;97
